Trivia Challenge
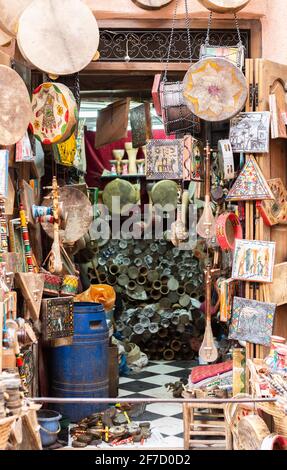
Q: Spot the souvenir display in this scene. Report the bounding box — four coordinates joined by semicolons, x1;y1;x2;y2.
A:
145;139;184;180
30;82;78;145
41;297;74;342
0;65;32;146
15;132;34;163
257;178;287;226
199;265;219;363
229;296;276;347
0;1;33;37
17;0;99;75
232;239;276;283
216;212;243;251
0;150;8;199
229;112;271;153
197;0;251;14
226;156;275;201
41;185;93;244
130;103;152;149
182;58;248;122
218;140;234;180
95;99;130;148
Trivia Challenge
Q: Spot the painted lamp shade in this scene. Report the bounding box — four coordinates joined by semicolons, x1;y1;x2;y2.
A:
0;65;32;145
197;0;250;14
30;83;78;145
182;58;248;122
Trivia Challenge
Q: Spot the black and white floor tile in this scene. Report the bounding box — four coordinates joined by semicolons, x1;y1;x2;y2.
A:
119;360;197;448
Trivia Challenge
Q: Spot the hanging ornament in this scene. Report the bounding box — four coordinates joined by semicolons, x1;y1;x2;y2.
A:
183;57;248;122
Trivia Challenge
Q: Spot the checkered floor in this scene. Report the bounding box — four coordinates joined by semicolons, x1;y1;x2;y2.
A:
119;360;197;448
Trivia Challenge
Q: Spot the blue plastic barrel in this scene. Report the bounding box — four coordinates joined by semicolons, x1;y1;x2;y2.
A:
50;302;109;422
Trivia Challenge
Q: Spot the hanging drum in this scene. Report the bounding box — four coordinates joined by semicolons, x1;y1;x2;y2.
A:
41;186;93;244
160;81;201;135
0;1;32;37
30;82;78;145
197;0;250;13
0;65;32;146
17;0;99;75
182;58;248;122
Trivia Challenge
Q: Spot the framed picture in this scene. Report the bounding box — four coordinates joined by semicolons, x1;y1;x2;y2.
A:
0;149;9;198
232;239;276;283
229;296;276;347
229;112;271;153
130;103;152;149
145;138;184;180
8;219;27;273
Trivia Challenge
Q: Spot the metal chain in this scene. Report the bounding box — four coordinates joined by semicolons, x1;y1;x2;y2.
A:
205;11;213;46
164;0;179;81
184;0;192;64
233;12;243;47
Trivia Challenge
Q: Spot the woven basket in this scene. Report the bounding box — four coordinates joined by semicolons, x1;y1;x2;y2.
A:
225;393;255;450
0;416;16;450
256;401;287;437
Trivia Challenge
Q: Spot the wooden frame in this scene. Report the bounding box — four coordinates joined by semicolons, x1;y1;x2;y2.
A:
81;19;261;75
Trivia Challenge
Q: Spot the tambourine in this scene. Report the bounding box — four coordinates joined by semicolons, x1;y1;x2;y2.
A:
30;82;78;145
17;0;99;76
0;65;32;145
182;58;248;122
197;0;250;14
216;212;243;250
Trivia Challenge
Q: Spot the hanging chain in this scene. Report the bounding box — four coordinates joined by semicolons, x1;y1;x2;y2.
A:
233;12;243;47
205;11;213;46
164;0;179;81
184;0;192;64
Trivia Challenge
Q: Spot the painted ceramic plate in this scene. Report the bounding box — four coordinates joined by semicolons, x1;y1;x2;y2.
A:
197;0;250;14
182;58;248;122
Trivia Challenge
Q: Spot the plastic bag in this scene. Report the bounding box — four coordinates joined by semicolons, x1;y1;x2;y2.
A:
75;284;116;311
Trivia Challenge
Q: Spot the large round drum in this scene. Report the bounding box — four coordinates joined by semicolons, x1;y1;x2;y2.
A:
0;1;32;37
0;65;32;145
183;58;248;122
41;186;93;244
30;82;78;145
197;0;250;13
17;0;99;75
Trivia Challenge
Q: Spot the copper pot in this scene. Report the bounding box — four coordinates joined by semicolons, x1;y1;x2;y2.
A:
152;280;162;291
137;275;147;286
160;285;169;296
139;266;148;277
109;264;120;276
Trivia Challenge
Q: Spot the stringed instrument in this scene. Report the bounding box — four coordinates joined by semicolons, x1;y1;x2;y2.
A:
197;141;216;239
48;177;63;275
199;265;219;363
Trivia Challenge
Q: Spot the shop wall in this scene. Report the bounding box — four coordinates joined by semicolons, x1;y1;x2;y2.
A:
85;0;287;65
